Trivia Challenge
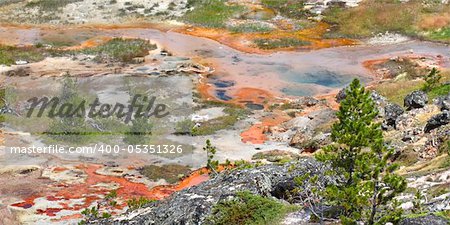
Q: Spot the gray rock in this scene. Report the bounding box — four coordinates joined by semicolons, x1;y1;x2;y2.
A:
424;111;450;133
384;103;404;127
335;88;347;103
404;90;428;110
433;92;450;111
289;129;314;152
92;158;333;225
399;214;449;225
2;66;31;77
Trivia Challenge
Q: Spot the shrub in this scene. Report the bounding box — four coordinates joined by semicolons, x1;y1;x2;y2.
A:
126;197;155;210
175;119;195;135
207;191;293;225
422;68;442;92
203;139;219;174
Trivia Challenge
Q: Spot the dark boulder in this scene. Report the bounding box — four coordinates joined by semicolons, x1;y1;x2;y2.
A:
399;214;449;225
404;90;428;110
384;103;404;127
424;111;450;133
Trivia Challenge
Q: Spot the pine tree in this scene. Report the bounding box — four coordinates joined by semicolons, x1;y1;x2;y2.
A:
203;139;219;175
422;68;441;92
316;79;406;225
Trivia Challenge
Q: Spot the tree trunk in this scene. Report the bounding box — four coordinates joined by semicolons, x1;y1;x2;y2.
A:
368;180;379;225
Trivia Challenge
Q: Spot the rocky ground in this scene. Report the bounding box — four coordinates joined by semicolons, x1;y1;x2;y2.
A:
0;1;449;224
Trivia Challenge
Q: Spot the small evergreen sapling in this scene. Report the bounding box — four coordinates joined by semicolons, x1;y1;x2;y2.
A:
422;68;441;92
203;139;219;175
316;79;406;225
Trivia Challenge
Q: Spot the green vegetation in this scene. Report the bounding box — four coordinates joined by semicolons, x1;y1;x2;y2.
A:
291;172;327;224
126;197;155;210
316;79;406;224
0;45;46;66
233;159;265;170
439;139;450;155
78;190;117;224
323;1;418;38
80;206;99;221
123;117;153;145
422;68;442;92
207;191;295;225
228;23;274;33
374;81;427;106
140;164;191;184
261;0;311;19
375;69;450;106
428;83;450;99
192;107;249;136
434;210;450;220
26;0;82;11
80;38;156;63
183;0;244;28
175;119;195;135
203;139;219;174
322;0;450;40
46;76;96;144
427;27;450;42
254;38;311;49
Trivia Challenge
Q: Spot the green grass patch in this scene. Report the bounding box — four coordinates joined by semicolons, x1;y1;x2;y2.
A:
139;164;191;184
254;38;311;49
192;107;249;136
374;80;424;106
323;1;419;38
428;84;450;99
207;191;296;225
183;0;244;28
434;210;450;220
404;212;429;219
0;45;46;66
427;27;450;42
25;0;82;11
375;70;450;105
261;0;310;19
80;38;157;63
228;23;274;33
